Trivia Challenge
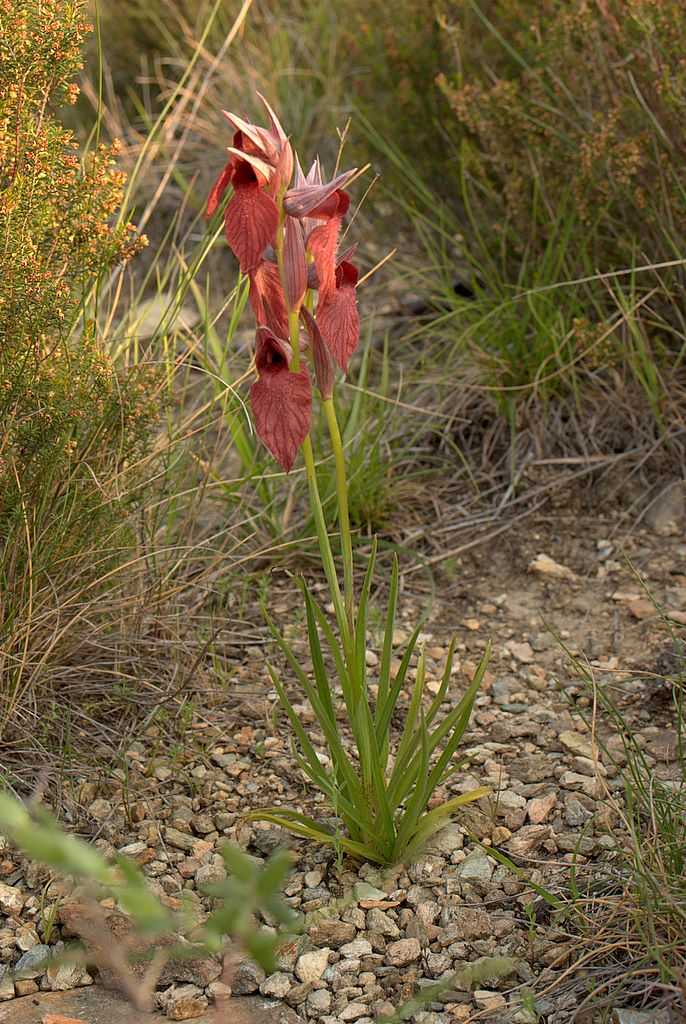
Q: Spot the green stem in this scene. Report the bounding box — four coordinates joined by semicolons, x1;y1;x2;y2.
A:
323;395;354;634
273;214;352;655
301;435;352;657
287;310;301;372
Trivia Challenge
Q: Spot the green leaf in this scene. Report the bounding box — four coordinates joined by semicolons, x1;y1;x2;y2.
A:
267;665;332;793
393;709;431;857
425;637;456;727
303;585;337;730
256;850;293;900
401;787;492;862
301;583;348;687
246;810;385;863
352;697;395;860
392;645;427;785
354;536;377;694
377;553;399;766
262;613;369;828
375;622;423;744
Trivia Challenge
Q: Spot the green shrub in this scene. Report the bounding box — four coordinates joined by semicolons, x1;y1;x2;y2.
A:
438;1;686;267
361;1;686;430
0;0;158;732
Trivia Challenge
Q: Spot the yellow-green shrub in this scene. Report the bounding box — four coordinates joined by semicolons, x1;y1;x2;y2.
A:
0;0;158;730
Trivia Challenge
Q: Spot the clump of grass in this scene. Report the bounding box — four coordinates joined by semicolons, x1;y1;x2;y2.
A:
543;600;686;1020
359;110;686;484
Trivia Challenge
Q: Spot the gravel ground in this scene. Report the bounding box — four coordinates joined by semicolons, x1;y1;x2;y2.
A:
0;489;684;1024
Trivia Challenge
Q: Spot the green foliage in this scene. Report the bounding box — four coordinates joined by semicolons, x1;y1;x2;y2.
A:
0;0;159;730
0;793;296;977
251;545;491;865
438;1;686;267
427;1;686;414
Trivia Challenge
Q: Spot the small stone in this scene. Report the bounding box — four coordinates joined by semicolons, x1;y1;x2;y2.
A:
0;882;25;915
428;824;464;856
385;937;421;966
353;882;387;903
16;924;40;950
611;1009;671;1024
529;553;578;581
365;649;378;667
306;988;332;1014
260;971;292;998
449;907;491;941
15;979;39;996
491;826;512;845
284;982;314;1007
86;798;112;821
456;849;493;881
41;1016;88;1024
646;730;679;762
162;983;209;1020
627;599;654;621
473;990;507;1011
232;960;266;995
309;919;356;948
338;1002;369;1021
118;840;147;857
192;813;216;834
559;730;595;760
373;1002;396;1019
0;966;13;1001
46;962;94;990
526;792;557;824
295;948;331;983
510;642;534;663
164;827;196;852
506;825;551;858
15;944;51;978
560;771;603;798
340;938;373;957
496;790;526;813
194;863;226;887
644;479;685;536
206;980;232;1002
366;908;399;937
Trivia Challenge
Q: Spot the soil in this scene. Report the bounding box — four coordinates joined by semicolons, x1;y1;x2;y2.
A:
0;493;684;1024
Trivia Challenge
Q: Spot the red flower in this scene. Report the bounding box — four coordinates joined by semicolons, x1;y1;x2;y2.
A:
224;161;279;274
248;258;289;338
316;259;360;371
250;327;312;471
205;98;293;273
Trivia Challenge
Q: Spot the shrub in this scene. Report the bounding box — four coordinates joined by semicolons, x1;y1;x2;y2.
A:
438;0;686;271
0;0;158;733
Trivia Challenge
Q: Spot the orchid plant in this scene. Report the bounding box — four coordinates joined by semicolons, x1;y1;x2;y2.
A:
207;96;490;865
